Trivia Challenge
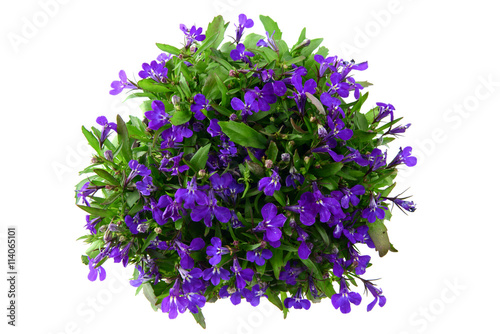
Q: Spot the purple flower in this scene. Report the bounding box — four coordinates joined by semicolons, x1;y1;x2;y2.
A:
387;123;411;136
184;287;206;314
279;261;304;285
295;226;312;260
284;289;311;310
387;146;417;168
206;237;230;266
145;100;170;130
320;92;345;118
366;148;387;171
161;279;188;319
159;152;189;176
257;31;278;52
246;248;273;266
219;285;244;305
231;258;254;289
175;177;208;210
203;266;231;286
180;24;205;47
125;213;146;234
285;167;305;189
231;91;259;120
327;116;353;142
136;176;156;196
365;281;387;311
344;147;369;167
253;203;286;242
284;192;319;226
311;183;344;222
87;257;106;281
331;185;366;209
235;14;254;43
362;194;388;223
374;102;395;122
190;94;212;120
225;180;245;204
77;182;93;206
230;43;254;63
84;215;100;234
96;116;117;147
109;70;134;95
242;284;268;306
178;267;204;292
175;238;206;270
327;72;350;98
207;118;222;137
251;83;277;111
126;160;151;184
314;54;339;77
191;190;231;227
258;169;281;196
138;60;168;83
391;198;416;212
331;279;362;314
290;75;317;114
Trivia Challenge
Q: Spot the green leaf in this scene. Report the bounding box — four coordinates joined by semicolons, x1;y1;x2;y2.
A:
195;32;220;56
300;38;323;57
189;143;211;171
170;107;192;125
259;15;282;41
205;15;227;51
351;92;369;114
191;308;207;329
82;126;101;153
310;162;343;178
156;43;181;55
209;55;233;71
137;78;170;94
265;141;278;162
142;283;159;311
305;92;325;115
116;114;132;162
270;248;283;279
77;205;115;218
380;182;397;197
266;289;284;311
357;81;373;88
218;121;268;149
292;27;306;50
93;169;120;186
314;224;330;247
367;220;392;257
273;190;286;207
140;232;158;253
354;112;369;131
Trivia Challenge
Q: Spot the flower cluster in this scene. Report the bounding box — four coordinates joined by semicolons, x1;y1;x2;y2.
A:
76;14;416;327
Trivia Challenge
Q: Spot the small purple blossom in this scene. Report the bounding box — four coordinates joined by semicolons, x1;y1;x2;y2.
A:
138;60;168;83
246;248;273;266
125;213;147;235
190;94;212;120
231;91;259;120
190;190;231;227
109;70;134;95
331;279;362;314
387;146;417;168
206;237;230;266
136;176;156;196
231;258;254;289
161;279;188;319
290;75;317;114
362;194;388;223
235;14;254;43
202;265;231;286
180;24;205;47
87;257;106;281
175;177;208;210
242;284;268;306
331;185;366;209
253;203;286;242
145;100;170;130
258;169;281;196
175;238;206;270
284;289;311;310
96;116;117;148
230;43;254;63
365;281;387;311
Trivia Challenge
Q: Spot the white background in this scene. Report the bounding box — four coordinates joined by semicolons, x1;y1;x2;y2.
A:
1;0;499;333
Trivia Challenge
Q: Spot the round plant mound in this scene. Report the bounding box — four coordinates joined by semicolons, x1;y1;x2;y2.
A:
76;14;417;327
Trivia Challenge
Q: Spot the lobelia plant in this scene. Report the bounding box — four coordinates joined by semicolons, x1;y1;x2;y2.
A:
76;14;417;328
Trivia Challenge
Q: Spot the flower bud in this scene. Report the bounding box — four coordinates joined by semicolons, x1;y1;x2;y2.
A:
104;150;114;161
104;230;112;243
198;169;206;178
91;156;99;164
190;45;198;53
269;116;275;122
119;236;127;242
171;95;181;105
281;153;290;162
137;223;149;233
228;286;237;294
229;69;238;77
317;124;328;138
154;227;162;234
310;116;317;123
264;159;273;169
304;156;311;164
192;122;204;132
108;223;119;231
229;113;238;121
99;225;107;233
